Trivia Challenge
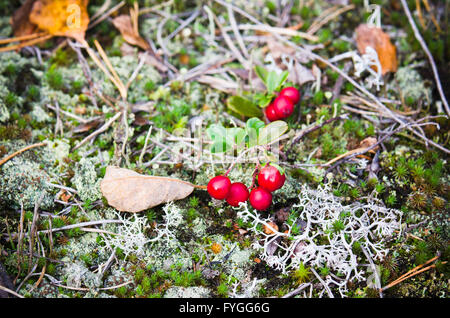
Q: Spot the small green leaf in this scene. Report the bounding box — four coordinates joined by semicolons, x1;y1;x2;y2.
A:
255;65;268;84
266;71;278;94
227;96;263;118
246;117;265;132
257;94;273;108
258;120;288;145
276;71;289;90
206;124;226;141
226;127;246;145
233;128;247;149
210;140;231;153
245;117;265;147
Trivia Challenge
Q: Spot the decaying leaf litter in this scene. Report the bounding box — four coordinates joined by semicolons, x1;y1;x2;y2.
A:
0;0;449;299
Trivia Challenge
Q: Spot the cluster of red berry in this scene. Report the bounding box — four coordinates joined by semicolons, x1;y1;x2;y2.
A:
264;86;301;122
207;164;286;211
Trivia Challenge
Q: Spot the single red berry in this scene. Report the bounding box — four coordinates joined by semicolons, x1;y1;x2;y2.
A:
249;187;272;211
258;164;286;192
264;103;279;122
272;95;294;119
207;175;231;200
280;86;301;104
226;182;249;207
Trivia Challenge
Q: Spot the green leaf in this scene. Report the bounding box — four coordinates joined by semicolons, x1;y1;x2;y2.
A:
227;96;263;118
245;117;265;147
257;94;274;108
255;65;268;84
210;140;231;153
266;71;278;94
276;71;289;90
226;127;246;146
246;117;265;132
206;124;226;141
258;120;288;145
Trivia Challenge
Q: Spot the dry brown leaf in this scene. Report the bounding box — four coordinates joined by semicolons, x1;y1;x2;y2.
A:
100;166;195;213
72;118;102;133
355;24;397;75
359;136;379;153
112;15;150;51
28;0;89;42
11;0;38;37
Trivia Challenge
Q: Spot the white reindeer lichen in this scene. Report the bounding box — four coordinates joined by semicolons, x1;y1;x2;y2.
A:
102;202;183;259
235;184;402;297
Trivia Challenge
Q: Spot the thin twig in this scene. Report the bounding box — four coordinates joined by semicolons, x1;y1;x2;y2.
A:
88;1;125;30
282;283;312;298
310;268;334;298
400;0;449;117
138;125;153;167
307;4;355;35
288;115;348;154
0;285;24;298
361;246;383;298
37;219;124;235
72;112;122;151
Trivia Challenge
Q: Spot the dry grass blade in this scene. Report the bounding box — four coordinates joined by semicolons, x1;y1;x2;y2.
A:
381;254;443;292
0;34;53;53
400;0;449;117
0;142;46;167
93;40;127;99
28;195;44;273
307;4;355;35
0;31;46;45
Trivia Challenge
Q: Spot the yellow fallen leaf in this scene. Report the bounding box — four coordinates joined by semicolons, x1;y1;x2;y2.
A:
100;166;198;213
29;0;90;42
355;24;398;75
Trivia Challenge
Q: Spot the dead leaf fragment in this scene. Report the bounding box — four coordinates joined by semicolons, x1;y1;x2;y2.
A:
11;0;38;37
112;15;150;51
264;221;279;235
72;118;102;133
355;24;397;75
359;136;379;153
100;166;195;213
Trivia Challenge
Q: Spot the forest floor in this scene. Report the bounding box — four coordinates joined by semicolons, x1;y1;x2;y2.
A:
0;0;448;299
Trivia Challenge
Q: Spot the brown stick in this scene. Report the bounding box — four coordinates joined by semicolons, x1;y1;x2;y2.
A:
0;142;46;167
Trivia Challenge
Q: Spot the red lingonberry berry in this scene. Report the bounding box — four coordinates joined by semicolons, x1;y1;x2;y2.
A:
207;175;231;200
280;86;301;104
249;187;272;211
264;103;279;122
257;164;286;192
272;95;294;119
226;182;249;207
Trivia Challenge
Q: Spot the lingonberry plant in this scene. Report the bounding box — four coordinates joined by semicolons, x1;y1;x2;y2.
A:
206;117;288;210
253;66;301;122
